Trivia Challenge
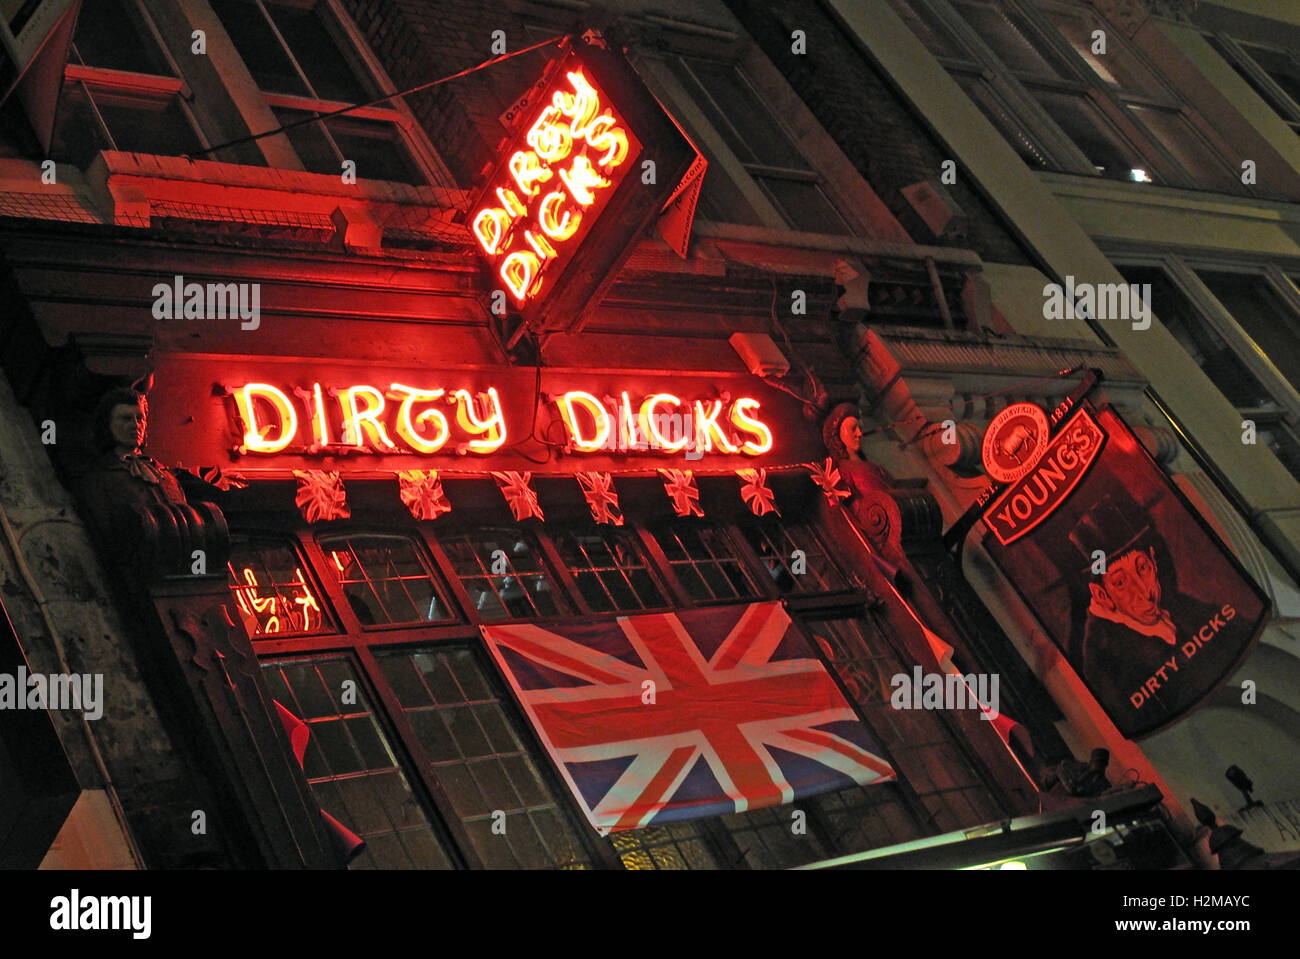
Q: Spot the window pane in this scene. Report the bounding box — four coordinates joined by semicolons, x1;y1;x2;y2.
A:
439;528;564;620
652;524;757;603
956;75;1050;168
670;58;808;170
1119;266;1282;408
1198;270;1300;394
1127;106;1233;190
264;656;454;869
320;534;456;626
266;2;369;103
89;89;203;158
227;538;331;637
1240;42;1300;109
608;822;721;870
811;617;1001;835
555;529;666;613
1029;88;1144;180
324;115;424;185
49;85;112;166
739;520;849;594
721;803;829;868
757;177;853;235
211;0;311;96
1046;9;1161;93
952;0;1067;80
71;0;173;75
376;648;593;868
272;106;338;174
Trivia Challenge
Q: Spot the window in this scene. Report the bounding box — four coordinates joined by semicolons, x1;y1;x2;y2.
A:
319;533;455;626
263;657;455;869
553;529;667;613
1208;36;1300;135
376;647;594;868
666;56;853;234
608;822;721;870
440;527;565;620
1119;263;1300;485
889;0;1240;191
208;0;429;183
810;618;1004;832
51;0;205;166
739;519;851;594
227;537;331;637
651;522;758;603
229;480;1014;868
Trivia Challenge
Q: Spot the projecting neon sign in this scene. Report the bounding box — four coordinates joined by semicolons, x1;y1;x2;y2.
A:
471;57;640;306
227;383;772;457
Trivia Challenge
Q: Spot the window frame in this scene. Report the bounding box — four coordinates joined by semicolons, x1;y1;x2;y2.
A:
626;40;892;238
55;0;212;163
896;0;1244;191
198;0;454;186
1114;251;1300;480
224;477;1012;868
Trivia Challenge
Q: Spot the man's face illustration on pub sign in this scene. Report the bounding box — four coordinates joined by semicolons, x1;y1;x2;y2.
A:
1090;546;1163;626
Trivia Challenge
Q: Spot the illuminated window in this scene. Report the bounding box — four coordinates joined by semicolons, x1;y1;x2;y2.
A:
319;533;456;626
376;648;593;868
227;538;331;637
608;823;720;870
439;527;565;620
208;0;430;184
739;520;850;595
262;657;455;869
652;523;758;603
50;0;205;166
554;529;666;613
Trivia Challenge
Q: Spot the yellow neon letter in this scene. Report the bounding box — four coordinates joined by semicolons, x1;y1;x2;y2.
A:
539;190;581;241
509;150;552;197
471;207;510;255
500;250;541;301
558;391;611;452
452;388;507;453
559;155;610;207
526;105;572;162
235;383;298;453
730;397;773;455
389;384;449;453
584;114;630;168
693;399;739;454
639;393;688;452
342;385;397;451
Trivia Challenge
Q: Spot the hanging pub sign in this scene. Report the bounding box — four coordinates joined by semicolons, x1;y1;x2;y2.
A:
980;402;1268;739
469;32;705;336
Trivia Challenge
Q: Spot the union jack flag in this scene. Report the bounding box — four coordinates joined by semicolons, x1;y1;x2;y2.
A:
481;602;895;834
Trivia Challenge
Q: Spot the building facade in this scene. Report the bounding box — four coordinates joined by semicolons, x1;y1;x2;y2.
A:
0;0;1295;870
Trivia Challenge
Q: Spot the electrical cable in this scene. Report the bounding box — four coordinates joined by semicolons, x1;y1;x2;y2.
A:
188;34;568;160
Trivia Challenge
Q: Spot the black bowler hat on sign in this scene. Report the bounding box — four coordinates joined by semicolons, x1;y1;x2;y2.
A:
1067;491;1153;574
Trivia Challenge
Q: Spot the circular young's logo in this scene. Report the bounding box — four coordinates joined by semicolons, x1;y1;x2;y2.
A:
982;403;1050;484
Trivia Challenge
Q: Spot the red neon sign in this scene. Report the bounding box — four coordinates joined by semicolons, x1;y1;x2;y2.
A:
227;381;773;458
472;56;641;307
